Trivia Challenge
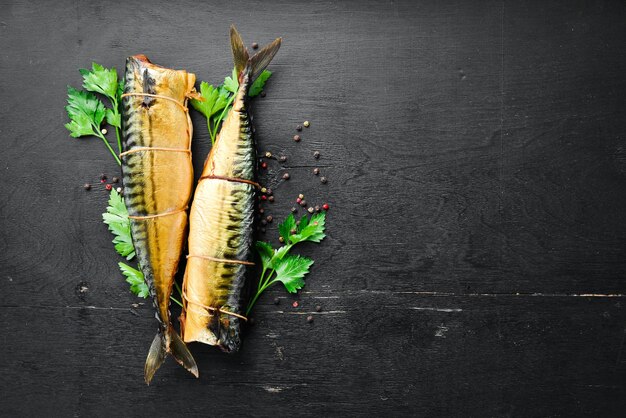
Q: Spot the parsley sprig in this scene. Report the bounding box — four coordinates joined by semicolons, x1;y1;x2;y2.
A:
102;189;183;307
247;212;326;315
65;63;123;165
190;69;272;144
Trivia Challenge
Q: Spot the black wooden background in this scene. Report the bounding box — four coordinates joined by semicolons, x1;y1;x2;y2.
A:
1;0;626;416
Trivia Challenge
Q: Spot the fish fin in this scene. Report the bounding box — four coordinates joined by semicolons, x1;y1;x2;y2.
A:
230;25;249;78
248;37;282;81
230;24;281;82
144;327;199;384
168;326;199;379
144;331;167;385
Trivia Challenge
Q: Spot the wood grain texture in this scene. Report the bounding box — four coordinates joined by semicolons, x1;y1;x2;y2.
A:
1;0;625;416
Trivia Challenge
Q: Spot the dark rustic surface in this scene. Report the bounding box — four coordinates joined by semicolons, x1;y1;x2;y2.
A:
1;0;626;416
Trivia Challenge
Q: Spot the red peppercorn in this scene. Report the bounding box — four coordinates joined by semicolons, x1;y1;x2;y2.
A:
296;197;302;204
323;203;329;210
100;179;107;183
261;162;268;169
261;195;267;201
292;301;299;308
105;184;112;191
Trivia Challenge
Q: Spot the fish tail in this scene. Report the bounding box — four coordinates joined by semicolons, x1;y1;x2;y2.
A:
144;326;199;385
144;330;167;385
230;25;282;83
168;326;199;378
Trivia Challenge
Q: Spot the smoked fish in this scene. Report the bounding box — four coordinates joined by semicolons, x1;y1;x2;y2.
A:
120;55;198;383
181;27;281;352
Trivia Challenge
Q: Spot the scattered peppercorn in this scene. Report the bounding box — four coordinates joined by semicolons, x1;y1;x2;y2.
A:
292;301;299;308
261;187;267;193
252;42;259;49
291;207;298;213
296;197;302;204
116;187;122;193
298;193;304;199
282;173;290;180
261;195;267;201
279;155;287;162
273;297;280;305
260;91;266;98
307;207;314;213
290;228;297;234
315;205;320;212
259;208;265;215
293;135;301;142
266;188;273;195
279;236;284;243
266;215;273;223
303;121;310;128
315;305;322;312
306;315;314;323
313;151;320;159
101;128;108;135
100;173;107;181
268;195;275;202
112;176;119;183
320;176;328;184
296;125;303;132
300;199;307;207
83;183;91;191
323;203;330;211
265;151;272;158
261;162;268;169
105;184;112;191
296;220;300;226
313;168;320;175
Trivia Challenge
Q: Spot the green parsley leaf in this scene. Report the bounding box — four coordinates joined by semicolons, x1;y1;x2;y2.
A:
65;86;106;136
256;241;274;270
223;68;239;94
248;70;272;97
272;254;314;293
290;212;326;244
247;212;328;315
272;245;291;264
118;262;149;298
190;81;216;118
105;108;121;128
190;81;232;119
65;112;97;138
81;62;118;100
102;189;135;260
278;213;296;243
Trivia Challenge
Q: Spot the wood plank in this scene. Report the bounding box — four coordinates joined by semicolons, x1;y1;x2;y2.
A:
0;293;624;416
1;0;625;415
